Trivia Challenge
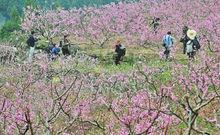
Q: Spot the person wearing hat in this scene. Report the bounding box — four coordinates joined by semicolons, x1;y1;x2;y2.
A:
186;29;200;59
114;39;126;65
162;31;174;60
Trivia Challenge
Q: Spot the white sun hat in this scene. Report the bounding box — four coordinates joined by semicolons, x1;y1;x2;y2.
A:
187;29;197;40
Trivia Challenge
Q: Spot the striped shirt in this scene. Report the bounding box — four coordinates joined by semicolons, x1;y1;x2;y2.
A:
163;34;174;47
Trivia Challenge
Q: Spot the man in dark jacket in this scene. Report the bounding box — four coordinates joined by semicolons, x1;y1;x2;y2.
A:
151;17;160;33
180;26;189;54
27;31;38;63
60;35;71;56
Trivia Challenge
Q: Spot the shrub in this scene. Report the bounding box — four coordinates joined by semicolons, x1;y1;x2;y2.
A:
0;20;20;40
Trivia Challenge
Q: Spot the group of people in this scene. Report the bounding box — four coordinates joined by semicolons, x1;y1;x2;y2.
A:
27;32;71;62
162;26;200;60
26;25;200;65
114;26;201;65
45;35;71;60
26;31;127;65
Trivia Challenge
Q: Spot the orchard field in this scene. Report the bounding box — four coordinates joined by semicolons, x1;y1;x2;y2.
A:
0;0;219;135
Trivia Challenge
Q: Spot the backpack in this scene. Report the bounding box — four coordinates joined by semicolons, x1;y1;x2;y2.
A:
121;48;126;56
115;44;126;56
119;45;126;56
186;40;193;53
52;47;60;55
192;38;200;50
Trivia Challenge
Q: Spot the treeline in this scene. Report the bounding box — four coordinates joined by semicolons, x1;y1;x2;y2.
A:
0;0;130;20
0;0;132;40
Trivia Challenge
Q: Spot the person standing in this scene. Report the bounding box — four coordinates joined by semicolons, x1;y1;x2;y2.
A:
114;40;126;65
151;17;160;33
186;29;200;60
180;26;189;54
162;31;174;60
26;31;38;63
60;35;71;56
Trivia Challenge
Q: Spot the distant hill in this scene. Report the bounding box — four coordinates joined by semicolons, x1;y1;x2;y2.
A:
0;0;127;21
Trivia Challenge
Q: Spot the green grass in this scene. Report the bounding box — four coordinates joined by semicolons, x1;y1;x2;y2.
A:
66;45;192;76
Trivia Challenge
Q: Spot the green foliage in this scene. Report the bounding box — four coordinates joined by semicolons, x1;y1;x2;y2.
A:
0;0;23;19
0;20;20;40
24;0;37;8
0;13;6;27
10;6;20;21
0;0;125;20
0;6;20;40
54;0;62;9
61;0;120;8
177;122;187;129
35;38;47;50
123;54;136;65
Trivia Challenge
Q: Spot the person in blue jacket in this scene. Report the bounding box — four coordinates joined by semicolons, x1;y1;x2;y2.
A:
162;31;174;60
51;44;60;60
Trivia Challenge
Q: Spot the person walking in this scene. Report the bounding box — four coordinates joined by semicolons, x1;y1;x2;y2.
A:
162;31;174;60
186;29;200;60
180;26;189;54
